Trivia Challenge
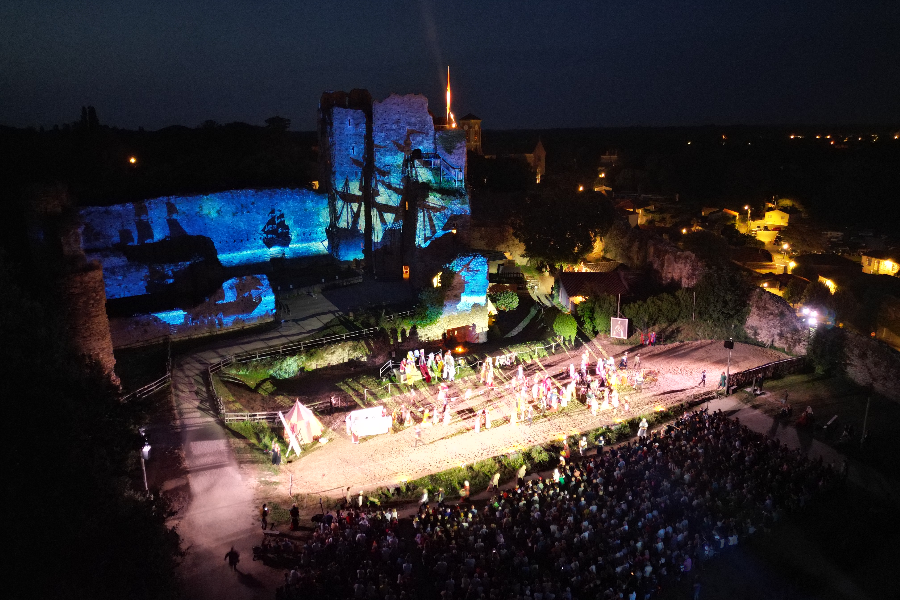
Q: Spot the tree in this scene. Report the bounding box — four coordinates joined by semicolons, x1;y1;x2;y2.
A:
800;280;833;311
576;294;617;336
807;327;845;375
553;312;578;343
510;189;615;266
489;290;519;311
783;279;808;305
781;223;826;254
681;230;730;265
265;115;291;131
694;264;752;328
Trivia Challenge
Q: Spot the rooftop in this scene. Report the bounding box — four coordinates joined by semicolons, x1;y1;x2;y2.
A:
559;271;630;298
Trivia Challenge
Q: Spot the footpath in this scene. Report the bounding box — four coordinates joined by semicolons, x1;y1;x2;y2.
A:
165;292;342;599
155;287;897;599
707;394;900;504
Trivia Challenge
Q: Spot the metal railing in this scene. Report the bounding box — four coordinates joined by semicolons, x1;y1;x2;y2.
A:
120;372;171;402
420;152;464;187
727;356;806;389
207;309;415;417
223;411;282;424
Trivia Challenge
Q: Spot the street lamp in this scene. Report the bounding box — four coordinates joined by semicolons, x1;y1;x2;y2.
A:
724;338;734;394
744;205;751;234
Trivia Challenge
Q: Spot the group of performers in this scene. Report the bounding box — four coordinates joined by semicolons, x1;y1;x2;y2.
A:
471;348;647;429
398;349;457;384
388;346;646;438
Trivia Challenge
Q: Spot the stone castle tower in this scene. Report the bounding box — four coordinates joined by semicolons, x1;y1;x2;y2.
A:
27;184;119;386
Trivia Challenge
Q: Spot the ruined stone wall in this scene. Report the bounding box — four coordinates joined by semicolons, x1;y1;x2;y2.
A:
647;243;703;288
843;332;900;402
80;188;329;300
371;94;436;252
61;262;119;384
109;274;275;347
604;221;703;288
744;289;808;355
320;91;472;279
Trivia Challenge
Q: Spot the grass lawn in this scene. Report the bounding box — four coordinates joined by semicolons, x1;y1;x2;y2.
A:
735;372;900;479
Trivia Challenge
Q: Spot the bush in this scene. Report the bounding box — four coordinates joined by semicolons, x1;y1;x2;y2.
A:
808;326;845;375
228;420;286;455
489;290;520;311
528;445;550;466
553;312;578;343
576;295;617;336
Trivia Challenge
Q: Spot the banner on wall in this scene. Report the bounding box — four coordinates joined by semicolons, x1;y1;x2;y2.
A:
610;317;629;340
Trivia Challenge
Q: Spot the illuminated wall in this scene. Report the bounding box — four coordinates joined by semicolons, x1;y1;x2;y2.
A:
326;106;368;260
415;252;490;344
109;275;276;347
80;188;329;299
321;92;471;258
446;253;489;312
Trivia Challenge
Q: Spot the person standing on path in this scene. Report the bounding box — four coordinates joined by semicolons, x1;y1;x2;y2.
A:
414;423;422;447
699;370;706;387
260;503;269;530
289;503;300;531
516;464;526;487
224;546;240;571
650;331;656;346
718;371;727;390
271;440;281;466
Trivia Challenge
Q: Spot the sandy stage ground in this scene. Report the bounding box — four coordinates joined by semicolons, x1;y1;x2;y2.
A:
276;339;785;498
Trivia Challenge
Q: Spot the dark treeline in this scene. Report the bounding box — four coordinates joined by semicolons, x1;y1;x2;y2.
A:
0;115;317;208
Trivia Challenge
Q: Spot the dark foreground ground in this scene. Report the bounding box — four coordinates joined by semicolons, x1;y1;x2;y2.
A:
657;480;896;600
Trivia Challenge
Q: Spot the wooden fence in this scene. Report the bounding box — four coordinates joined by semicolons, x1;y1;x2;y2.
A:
728;357;806;390
120;372;171;402
208;309;414;420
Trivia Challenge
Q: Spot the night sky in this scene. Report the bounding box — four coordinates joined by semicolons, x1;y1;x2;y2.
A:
2;1;898;131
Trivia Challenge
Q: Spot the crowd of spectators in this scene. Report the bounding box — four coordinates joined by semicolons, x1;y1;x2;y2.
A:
276;409;839;600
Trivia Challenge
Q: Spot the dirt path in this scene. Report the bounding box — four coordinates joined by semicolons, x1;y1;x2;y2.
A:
277;339;785;497
163;293;343;599
160;304;784;600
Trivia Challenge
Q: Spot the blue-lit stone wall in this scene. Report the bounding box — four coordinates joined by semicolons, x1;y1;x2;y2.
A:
417;252;490;344
369;94;470;249
446;253;489;312
80;188;329;299
321;93;471;255
109;275;276;347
